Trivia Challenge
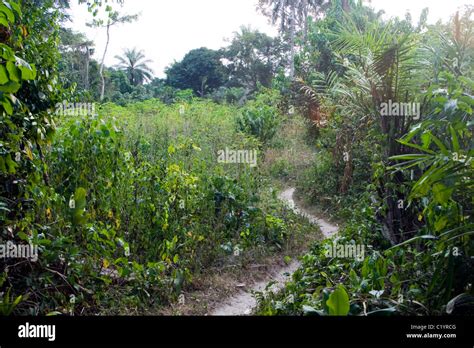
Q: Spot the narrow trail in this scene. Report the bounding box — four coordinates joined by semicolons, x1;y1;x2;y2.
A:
209;187;338;316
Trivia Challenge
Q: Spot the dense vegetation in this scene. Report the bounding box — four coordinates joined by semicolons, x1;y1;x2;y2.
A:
256;2;474;315
0;0;472;316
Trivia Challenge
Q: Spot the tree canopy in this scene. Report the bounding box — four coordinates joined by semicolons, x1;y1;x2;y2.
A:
165;47;228;96
114;48;154;86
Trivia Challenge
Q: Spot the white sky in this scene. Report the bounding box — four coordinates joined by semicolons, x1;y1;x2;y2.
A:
66;0;472;78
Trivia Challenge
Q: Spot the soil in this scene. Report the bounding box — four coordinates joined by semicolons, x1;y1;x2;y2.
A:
208;187;338;316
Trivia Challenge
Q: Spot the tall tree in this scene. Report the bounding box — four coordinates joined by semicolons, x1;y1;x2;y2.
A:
165;47;228;96
58;28;95;91
114;48;154;86
258;0;329;79
88;9;138;101
224;26;287;93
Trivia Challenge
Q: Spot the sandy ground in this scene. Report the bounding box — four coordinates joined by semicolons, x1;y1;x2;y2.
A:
209;187;338;316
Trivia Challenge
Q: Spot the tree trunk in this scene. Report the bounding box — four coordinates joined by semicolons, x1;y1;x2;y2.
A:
342;0;350;12
303;7;309;43
84;45;90;91
289;4;296;80
99;23;110;101
199;76;208;97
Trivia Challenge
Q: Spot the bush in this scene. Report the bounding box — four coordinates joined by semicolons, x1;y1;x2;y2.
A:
1;98;308;315
237;88;282;144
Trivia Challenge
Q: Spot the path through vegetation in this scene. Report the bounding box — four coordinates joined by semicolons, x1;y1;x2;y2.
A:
210;187;338;315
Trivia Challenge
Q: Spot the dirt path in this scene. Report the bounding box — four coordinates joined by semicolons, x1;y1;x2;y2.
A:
209;187;338;315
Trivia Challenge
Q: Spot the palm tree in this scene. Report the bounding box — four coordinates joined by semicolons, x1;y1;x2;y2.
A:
295;0;331;40
309;16;426;244
114;48;154;86
258;0;329;79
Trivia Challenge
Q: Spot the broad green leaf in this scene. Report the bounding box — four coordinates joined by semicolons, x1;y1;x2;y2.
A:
0;4;14;22
0;43;14;60
0;65;8;84
19;64;36;80
72;187;88;225
6;61;19;82
0;14;8;28
411;163;450;198
9;1;21;16
1;99;12;114
429;133;449;155
74;187;87;210
73;210;86;225
0;80;20;93
397;139;436;155
361;257;370;278
421;131;432;149
326;284;350;316
449;126;460;152
5;154;17;174
401;123;422;142
434;216;448;232
432;183;453;204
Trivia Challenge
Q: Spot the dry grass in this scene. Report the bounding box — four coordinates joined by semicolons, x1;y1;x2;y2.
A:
263;114;315;184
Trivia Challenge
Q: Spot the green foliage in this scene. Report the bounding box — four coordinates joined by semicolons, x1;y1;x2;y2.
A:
224;26;287;93
2;91;305;314
165;48;228;97
2;0;473;319
58;28;95;94
389;72;473;309
1;0;63;315
0;288;23;316
237;88;282;143
257;3;473;317
114;48;153;86
210;86;246;105
326;284;350;316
